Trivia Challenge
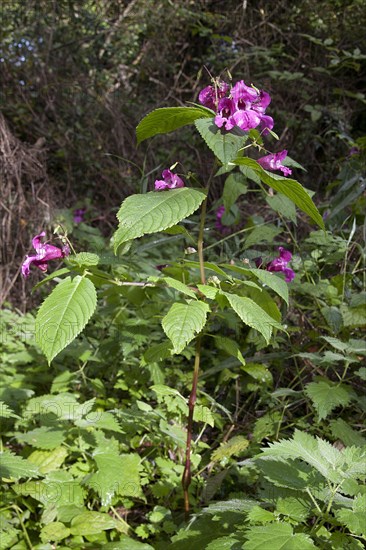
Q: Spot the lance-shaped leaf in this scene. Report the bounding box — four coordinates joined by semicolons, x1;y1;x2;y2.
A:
136;106;213;144
221;292;283;343
195;118;248;164
36;276;97;363
162;301;210;354
114;188;206;251
232;157;324;229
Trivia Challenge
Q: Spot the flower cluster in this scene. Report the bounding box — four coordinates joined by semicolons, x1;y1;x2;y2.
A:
22;232;70;278
199;79;274;135
199;79;292;177
258;246;295;282
154;169;184;191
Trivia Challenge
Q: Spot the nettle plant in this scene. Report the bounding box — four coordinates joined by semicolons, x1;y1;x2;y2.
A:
26;77;324;514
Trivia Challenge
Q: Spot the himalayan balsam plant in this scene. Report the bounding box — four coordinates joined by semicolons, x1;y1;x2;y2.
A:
26;75;324;516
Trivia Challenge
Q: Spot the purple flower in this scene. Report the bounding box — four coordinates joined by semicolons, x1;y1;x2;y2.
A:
154;169;185;190
257;150;292;176
214;97;237;131
198;80;229;111
232;109;261;131
348;146;360;157
73;208;86;223
266;247;295;282
22;232;70;278
231;80;258;107
215;206;231;235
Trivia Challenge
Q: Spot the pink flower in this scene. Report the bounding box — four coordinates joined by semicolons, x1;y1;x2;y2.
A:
257;150;292;176
73;208;86;223
198;80;229;111
22;232;70;278
266;247;295;282
215;206;231;235
154;169;185;190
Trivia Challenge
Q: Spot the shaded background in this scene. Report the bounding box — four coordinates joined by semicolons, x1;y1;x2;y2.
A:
1;0;365;307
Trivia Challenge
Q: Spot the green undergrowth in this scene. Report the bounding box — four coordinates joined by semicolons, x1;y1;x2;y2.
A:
1;201;365;549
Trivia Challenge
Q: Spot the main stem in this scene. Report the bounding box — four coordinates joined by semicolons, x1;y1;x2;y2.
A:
182;162;215;517
182;334;202;517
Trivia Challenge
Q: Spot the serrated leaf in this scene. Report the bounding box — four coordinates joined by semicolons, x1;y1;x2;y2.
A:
162;276;197;298
220;264;289;305
203;499;258;514
259;430;361;483
162;301;210;354
194;405;214;427
195;118;248;164
232;157;324;228
68;252;100;267
211;435;249;462
70;511;119;536
0;401;20;419
0;450;40;479
304;380;355;420
114;188;206;250
197;284;218;299
221;292;282;343
136;106;212;144
247;505;275;524
336;494;366;536
87;447;142;506
16;427;66;449
35;276;97;363
243;523;317;550
330;419;366;447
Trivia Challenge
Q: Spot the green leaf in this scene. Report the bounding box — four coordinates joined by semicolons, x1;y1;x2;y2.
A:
136;106;212;144
247;506;275;524
103;536;154;549
87;443;142;506
258;430;365;484
330;419;366;447
220;264;289;305
223;172;248;211
16;427;66;449
215;336;246;366
0;401;20;419
195;118;248;164
114;188;206;250
194;405;214;427
232;157;324;228
162;301;210;354
211;435;249;461
336;494;366;536
27;447;68;474
221;292;282;343
304;380;355;420
70;512;119;536
243;523;317;550
0;451;40;479
143;341;172;363
162;276;197;298
40;522;71;542
266;193;297;224
35;276;97;363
